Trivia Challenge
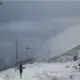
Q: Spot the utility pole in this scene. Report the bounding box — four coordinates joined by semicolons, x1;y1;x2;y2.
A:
48;50;50;61
25;46;31;60
16;40;18;64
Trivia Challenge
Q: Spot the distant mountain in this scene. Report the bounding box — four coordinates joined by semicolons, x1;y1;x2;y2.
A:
48;45;80;62
61;45;80;56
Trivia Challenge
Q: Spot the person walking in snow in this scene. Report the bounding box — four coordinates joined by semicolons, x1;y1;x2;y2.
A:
19;64;23;78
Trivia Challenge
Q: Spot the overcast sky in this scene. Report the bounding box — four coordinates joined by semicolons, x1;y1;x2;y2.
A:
1;1;80;62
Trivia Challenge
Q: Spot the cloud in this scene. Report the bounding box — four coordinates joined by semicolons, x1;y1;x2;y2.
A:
0;1;80;64
2;0;79;1
0;1;80;24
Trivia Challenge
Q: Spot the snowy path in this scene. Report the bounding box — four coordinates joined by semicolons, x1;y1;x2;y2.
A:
0;62;80;80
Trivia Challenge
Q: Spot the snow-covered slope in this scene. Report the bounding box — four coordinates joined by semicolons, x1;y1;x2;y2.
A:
38;25;80;60
0;61;80;80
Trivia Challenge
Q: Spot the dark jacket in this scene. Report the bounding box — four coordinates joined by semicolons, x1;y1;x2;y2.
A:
19;64;23;72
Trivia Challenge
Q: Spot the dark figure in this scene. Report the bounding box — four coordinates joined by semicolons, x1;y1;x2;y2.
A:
0;1;3;5
78;63;80;66
19;64;23;78
73;56;77;61
78;63;80;72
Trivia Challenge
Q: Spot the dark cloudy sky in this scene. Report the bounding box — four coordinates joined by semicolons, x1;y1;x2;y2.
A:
0;1;80;64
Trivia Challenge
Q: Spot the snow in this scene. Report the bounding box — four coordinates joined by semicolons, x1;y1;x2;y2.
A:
38;25;80;60
0;61;80;80
0;78;3;80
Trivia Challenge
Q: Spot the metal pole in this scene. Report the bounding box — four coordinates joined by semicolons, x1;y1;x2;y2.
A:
16;40;18;64
26;46;31;60
27;52;28;60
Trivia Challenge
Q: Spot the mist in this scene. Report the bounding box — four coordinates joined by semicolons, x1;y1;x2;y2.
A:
38;25;80;61
0;1;80;69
